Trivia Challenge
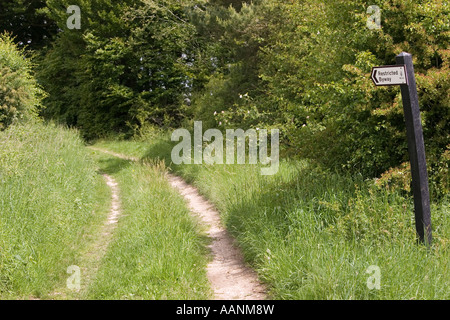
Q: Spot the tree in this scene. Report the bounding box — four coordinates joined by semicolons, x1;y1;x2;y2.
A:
38;0;201;138
0;0;58;50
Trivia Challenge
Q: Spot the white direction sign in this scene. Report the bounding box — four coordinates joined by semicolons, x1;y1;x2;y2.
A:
371;65;408;86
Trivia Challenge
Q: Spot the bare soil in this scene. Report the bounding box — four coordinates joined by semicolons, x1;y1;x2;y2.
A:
167;175;266;300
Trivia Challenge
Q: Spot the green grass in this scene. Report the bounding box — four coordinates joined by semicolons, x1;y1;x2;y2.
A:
93;137;450;300
0;126;210;299
0;123;109;299
83;150;211;299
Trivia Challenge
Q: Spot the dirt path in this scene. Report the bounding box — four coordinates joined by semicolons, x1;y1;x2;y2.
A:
167;175;266;300
102;173;121;227
48;171;122;299
88;146;267;300
80;172;123;287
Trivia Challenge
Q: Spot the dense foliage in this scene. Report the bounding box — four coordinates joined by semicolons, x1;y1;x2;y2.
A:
0;0;57;50
37;0;201;139
1;0;447;194
189;0;449;196
0;34;45;130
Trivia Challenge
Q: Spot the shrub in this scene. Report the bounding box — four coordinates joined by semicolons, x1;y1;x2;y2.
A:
0;33;45;130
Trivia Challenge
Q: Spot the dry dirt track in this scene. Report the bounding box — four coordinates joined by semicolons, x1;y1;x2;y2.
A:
167;175;266;300
89;146;267;300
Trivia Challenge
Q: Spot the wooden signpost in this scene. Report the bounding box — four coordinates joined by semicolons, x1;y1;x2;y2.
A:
371;52;432;245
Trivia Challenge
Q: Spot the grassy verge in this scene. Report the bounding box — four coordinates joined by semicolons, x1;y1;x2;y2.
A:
84;149;211;299
93;137;449;300
0;123;109;299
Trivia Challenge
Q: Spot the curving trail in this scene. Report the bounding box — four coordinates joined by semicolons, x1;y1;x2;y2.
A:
88;146;267;300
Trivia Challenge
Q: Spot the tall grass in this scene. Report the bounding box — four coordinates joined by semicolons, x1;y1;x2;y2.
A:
167;159;449;299
94;138;449;299
0;123;106;298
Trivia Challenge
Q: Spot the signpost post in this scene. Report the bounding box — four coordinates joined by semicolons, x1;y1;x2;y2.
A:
371;52;432;246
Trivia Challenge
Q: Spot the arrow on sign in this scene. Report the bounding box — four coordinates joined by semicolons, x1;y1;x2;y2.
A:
372;69;379;84
371;65;408;86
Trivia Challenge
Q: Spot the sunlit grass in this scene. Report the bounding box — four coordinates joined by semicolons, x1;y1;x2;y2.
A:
0;123;108;299
94;137;449;300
